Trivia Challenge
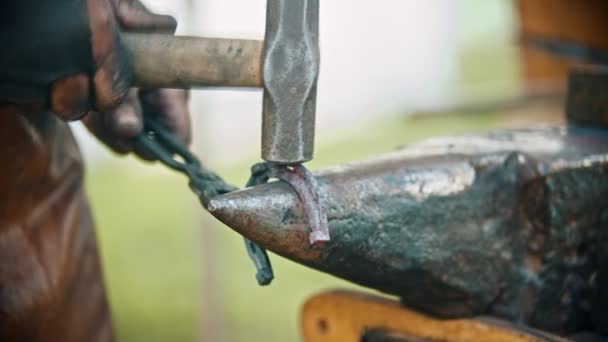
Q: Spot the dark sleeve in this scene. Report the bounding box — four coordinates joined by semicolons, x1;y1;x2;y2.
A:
0;0;93;104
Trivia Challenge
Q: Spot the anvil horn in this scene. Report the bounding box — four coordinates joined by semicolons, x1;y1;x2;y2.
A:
208;126;608;334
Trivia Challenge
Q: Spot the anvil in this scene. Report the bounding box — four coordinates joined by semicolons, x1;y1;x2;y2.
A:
208;125;608;335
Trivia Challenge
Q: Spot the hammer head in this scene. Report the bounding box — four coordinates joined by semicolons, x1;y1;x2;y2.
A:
262;0;320;164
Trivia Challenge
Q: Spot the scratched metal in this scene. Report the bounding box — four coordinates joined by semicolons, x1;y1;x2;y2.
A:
262;0;320;164
208;126;608;335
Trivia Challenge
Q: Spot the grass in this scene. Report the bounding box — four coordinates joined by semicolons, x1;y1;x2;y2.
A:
87;112;505;341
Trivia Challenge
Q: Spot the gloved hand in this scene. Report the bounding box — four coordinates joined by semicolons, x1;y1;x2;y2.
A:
0;0;191;157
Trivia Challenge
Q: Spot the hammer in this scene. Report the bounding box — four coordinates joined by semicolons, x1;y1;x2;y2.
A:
125;0;320;165
133;1;328;253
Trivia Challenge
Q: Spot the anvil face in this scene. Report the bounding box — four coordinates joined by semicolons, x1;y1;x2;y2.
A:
209;126;608;335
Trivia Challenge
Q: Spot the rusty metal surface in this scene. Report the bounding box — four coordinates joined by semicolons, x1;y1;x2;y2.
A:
208;126;608;335
265;163;330;244
124;33;263;88
567;66;608;126
261;0;320;164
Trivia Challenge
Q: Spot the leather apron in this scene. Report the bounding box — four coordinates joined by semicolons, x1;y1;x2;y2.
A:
0;112;113;341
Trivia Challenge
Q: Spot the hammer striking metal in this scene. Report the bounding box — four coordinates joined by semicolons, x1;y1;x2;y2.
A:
124;0;321;165
124;1;326;245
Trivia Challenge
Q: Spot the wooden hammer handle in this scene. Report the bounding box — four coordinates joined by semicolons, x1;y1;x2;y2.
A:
123;33;264;89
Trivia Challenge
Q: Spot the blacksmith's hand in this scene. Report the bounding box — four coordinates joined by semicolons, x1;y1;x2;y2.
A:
82;1;191;159
0;0;191;158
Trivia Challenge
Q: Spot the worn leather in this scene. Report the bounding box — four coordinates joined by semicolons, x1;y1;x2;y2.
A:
0;112;114;341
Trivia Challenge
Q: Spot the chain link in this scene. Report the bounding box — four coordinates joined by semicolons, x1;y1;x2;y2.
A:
137;118;274;285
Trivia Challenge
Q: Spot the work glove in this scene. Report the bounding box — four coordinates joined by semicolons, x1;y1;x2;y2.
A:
0;0;191;158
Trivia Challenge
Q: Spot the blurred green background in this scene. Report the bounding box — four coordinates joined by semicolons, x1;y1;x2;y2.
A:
82;1;532;341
